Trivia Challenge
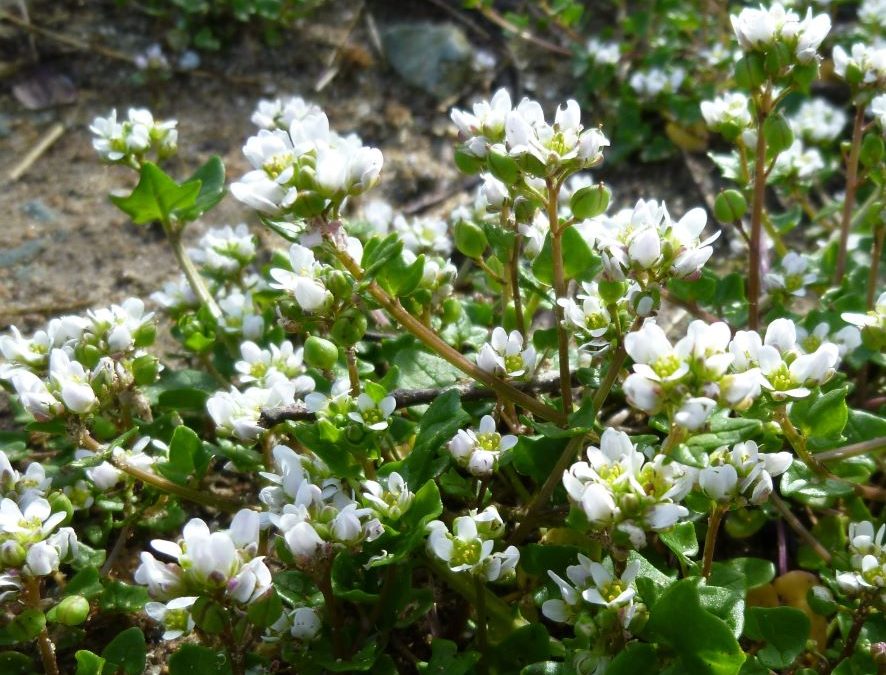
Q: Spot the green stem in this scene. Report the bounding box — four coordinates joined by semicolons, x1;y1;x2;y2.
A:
328;240;567;425
474;575;489;671
24;577;59;675
511;233;527;339
167;227;222;321
346;347;361;397
835;104;866;285
702;505;726;578
548;178;573;414
508;434;586;545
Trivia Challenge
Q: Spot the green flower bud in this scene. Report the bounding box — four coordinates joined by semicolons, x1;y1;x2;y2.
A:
0;541;26;568
454;220;488;259
133;322;156;348
75;343;102;370
734;53;766;89
713;189;748;223
48;493;74;527
330;312;367;346
54;595;90;626
570;184;611;220
131;354;159;386
326;270;352;300
303;336;339;370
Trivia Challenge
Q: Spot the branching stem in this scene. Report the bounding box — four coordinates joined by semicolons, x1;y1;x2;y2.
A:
835;104;867;285
24;577;59;675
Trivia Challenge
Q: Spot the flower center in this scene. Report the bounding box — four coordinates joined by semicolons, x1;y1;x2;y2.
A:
504;354;524;373
165;607;191;632
652;354;682;379
600;579;627;604
477;432;501;452
264;152;293;179
450;538;482;567
768;363;794;390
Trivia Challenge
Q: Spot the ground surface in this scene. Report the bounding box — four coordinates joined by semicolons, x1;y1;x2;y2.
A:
0;0;698;337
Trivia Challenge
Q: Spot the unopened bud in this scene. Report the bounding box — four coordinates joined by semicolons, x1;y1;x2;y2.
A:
55;595;90;626
303;336;339;370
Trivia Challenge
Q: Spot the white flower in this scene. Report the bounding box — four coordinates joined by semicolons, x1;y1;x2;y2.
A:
290;607;323;641
8;371;63;421
362;472;414;520
269;244;332;313
833;43;886;85
699;441;792;505
701;93;752;130
252;96;323;131
731;4;829;62
426;517;519;581
48;350;95;414
451;88;512;151
393;215;452;256
150;276;198;311
629;67;685;97
542;554;639;628
188;224;256;275
765;251;817;296
789;99;847;144
145;597;197;640
476;327;537;378
134;552;185;601
348;393;396;431
585;37;620;65
581;560;640;608
234;340;315;392
872;94;886;130
207;381;297;442
699;464;739;502
448;416;517;477
88;297;154;353
218;289;264;339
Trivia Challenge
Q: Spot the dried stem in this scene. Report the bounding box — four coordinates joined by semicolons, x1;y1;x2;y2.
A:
835;105;867;285
815;436;886;463
769;492;832;564
24;577;59;675
868;222;884;309
346;347;361;396
748;97;769;331
328;241;567;425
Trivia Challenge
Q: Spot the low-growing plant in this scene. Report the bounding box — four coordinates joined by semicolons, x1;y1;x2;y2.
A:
0;2;885;673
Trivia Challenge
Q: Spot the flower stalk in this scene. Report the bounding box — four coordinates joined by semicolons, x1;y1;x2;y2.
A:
548;178;574;413
24;576;60;675
835;104;867;285
702;505;726;577
166;227;223;322
748;95;769;331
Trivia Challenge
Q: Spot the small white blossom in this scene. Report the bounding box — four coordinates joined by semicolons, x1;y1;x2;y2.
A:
269;244;332;313
448;415;517;477
476;327;536;378
426;514;519;581
347;393;396;431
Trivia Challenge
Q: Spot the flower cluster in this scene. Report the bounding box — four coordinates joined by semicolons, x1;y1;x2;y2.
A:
448;415;517;477
835;521;886;600
629;67;685;98
231;97;383;217
1;300;157;420
90;108;178;167
234;339;315;391
136;510;273;640
0;451;77;580
700;92;752;138
789;98;847;144
730;4;830;64
477;327;537;379
187;224;257;277
426;506;519;581
451;88;609;175
696;441;792;505
843;292;886;352
542;554;640;628
764;251;817;298
832;43;886;87
589;200;720;284
207;380;301;443
562;429;692;548
262;446;382;563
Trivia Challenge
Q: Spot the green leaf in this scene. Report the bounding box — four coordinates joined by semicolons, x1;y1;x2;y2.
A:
532;227;600;284
644;579;745;675
98;580;148;612
0;651;35;674
393;348;462;390
490;624;550;671
362;234;404;280
418;639;480;674
101;627;146;675
659;521;699;569
178;156;226;221
790;387;849;442
145;368;218;410
743;606;810;669
843;409;886;444
64;566;104;599
110;162;201;225
247;588;283;629
686;411;763;451
513;435;567;484
399;390;469;485
157;425;208;484
169;644;233;675
0;609;46;645
780;459;855;506
709;558;775;593
608;642;658;674
75;651;106;675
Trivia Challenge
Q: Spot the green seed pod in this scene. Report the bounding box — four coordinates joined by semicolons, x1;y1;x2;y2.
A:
75;343;102;370
763;112;794;155
860;133;885;168
713;189;748;223
303;336;339;370
330;312;368;346
454;220;488;259
54;595;90;626
598;280;627;305
570;184;611;220
488;149;519;185
442;298;462;324
765;42;793;76
133;322;156;348
131;354;159;386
